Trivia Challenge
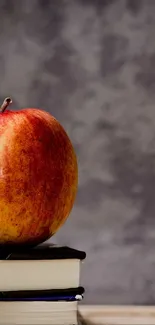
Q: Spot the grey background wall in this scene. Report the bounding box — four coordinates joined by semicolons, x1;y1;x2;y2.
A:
1;0;155;304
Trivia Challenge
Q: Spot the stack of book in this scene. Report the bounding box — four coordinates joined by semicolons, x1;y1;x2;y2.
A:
0;244;86;325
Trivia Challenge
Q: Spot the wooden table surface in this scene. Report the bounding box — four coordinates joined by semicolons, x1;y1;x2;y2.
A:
78;305;155;324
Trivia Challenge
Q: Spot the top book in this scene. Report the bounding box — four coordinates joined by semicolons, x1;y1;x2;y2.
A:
0;244;86;291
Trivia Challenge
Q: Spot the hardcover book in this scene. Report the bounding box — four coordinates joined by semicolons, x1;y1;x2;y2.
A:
0;244;86;291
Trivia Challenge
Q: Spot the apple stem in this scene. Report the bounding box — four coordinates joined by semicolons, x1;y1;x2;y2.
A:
0;98;12;113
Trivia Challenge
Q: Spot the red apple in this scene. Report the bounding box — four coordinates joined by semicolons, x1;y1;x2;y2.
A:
0;98;78;246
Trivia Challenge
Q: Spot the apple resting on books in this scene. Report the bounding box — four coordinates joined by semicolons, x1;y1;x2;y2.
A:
0;98;78;245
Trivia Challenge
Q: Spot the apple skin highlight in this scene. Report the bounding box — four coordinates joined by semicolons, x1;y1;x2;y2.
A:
0;99;78;246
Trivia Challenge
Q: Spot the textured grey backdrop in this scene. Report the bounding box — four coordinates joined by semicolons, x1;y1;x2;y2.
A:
1;0;155;305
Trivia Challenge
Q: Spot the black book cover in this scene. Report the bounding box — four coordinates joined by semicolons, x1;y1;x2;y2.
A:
0;287;85;299
0;244;86;261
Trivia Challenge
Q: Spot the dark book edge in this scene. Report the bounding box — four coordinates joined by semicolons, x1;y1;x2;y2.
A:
0;295;84;302
0;244;86;260
0;287;85;298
